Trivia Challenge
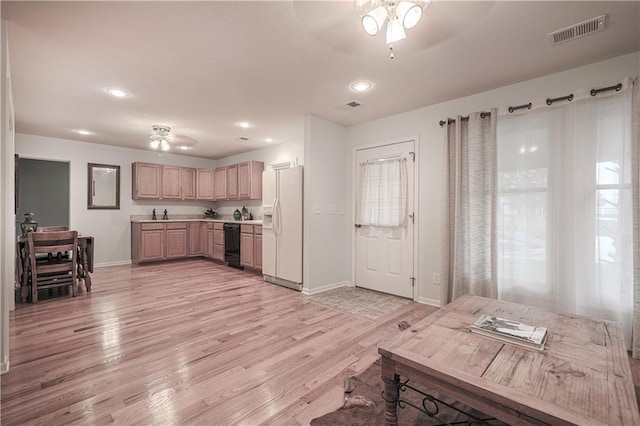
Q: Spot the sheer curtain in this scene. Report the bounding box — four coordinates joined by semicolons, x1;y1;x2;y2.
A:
632;80;640;358
497;82;634;347
355;158;408;227
441;110;498;305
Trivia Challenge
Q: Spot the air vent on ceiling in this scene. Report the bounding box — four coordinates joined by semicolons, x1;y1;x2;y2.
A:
346;101;361;108
235;137;249;141
548;15;607;46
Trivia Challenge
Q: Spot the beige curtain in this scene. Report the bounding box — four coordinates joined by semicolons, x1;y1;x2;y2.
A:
441;110;498;306
632;79;640;359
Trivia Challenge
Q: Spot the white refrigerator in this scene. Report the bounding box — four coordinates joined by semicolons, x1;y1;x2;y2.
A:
262;166;303;291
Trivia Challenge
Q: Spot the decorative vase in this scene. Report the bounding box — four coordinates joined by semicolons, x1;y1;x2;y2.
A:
233;209;242;220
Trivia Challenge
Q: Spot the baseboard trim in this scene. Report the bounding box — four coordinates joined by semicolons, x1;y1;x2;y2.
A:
417;296;441;307
302;281;350;296
1;356;10;375
95;260;132;268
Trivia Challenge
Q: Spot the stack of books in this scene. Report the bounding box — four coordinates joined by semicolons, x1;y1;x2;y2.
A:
470;315;548;351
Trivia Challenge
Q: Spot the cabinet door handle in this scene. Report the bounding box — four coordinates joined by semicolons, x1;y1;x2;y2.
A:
355;224;362;228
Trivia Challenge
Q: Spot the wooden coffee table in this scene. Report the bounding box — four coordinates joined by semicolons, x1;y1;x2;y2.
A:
379;295;640;425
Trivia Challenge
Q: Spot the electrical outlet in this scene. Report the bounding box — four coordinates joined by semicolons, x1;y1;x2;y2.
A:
314;204;322;215
328;204;336;215
433;273;441;285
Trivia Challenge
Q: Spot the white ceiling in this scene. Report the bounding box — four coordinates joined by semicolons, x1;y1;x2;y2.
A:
3;1;639;159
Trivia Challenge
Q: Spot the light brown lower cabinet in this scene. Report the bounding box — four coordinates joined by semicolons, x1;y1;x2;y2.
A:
254;230;262;270
206;223;214;258
188;222;203;256
138;224;164;262
213;223;225;261
240;224;262;271
132;221;255;270
165;223;188;259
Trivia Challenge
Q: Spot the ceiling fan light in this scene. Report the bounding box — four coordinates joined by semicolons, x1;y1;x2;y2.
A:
397;2;423;29
160;139;170;151
386;17;406;44
362;6;388;36
150;139;160;149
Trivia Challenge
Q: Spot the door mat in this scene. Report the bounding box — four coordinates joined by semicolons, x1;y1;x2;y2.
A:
309;287;412;320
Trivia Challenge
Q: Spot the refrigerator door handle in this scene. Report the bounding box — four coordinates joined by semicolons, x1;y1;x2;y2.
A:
274;197;281;235
272;198;278;234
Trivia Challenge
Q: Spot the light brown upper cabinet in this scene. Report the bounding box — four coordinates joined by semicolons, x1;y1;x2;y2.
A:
181;167;196;200
133;162;204;201
214;167;228;200
132;162;161;200
161;165;182;200
227;164;238;200
237;161;264;200
131;161;263;201
196;168;215;200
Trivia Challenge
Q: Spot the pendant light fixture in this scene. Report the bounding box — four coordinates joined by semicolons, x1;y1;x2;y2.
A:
360;0;430;58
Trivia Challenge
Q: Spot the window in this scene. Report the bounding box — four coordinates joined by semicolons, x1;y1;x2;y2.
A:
497;89;633;345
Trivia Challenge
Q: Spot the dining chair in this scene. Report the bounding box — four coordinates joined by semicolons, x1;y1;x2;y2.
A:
36;226;71;260
36;226;70;232
28;230;78;303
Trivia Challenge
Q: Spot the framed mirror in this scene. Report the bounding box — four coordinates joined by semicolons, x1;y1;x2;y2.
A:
88;163;120;209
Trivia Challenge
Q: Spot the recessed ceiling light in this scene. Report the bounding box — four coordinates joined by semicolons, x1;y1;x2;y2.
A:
177;146;191;150
76;129;92;135
350;81;372;92
237;121;252;129
106;87;129;98
265;138;273;143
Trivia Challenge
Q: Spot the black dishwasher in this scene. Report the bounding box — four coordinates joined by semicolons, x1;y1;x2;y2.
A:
224;223;242;269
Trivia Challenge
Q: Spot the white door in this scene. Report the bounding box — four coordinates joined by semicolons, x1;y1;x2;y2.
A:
354;141;414;298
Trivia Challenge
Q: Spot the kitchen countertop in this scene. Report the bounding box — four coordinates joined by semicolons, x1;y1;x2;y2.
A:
131;218;263;225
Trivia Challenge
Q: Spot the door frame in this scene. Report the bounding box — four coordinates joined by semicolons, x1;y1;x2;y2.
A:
351;135;420;301
16;156;72;231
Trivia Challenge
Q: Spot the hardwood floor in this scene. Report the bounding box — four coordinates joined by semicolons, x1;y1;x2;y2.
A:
2;259;437;425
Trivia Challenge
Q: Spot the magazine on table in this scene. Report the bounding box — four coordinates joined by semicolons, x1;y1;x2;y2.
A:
470;314;548;350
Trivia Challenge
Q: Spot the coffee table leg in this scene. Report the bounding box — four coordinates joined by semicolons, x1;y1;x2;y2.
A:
382;356;400;426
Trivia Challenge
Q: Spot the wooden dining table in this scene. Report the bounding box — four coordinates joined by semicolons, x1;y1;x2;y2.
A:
16;233;94;303
379;294;640;425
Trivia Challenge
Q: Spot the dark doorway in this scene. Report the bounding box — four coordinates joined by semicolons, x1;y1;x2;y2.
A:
17;158;70;235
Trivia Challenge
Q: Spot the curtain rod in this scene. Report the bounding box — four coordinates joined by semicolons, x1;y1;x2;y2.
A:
507;81;623;114
439;111;491;127
508;102;532;113
590;83;622;97
365;155;403;163
546;94;573;105
439;81;625;125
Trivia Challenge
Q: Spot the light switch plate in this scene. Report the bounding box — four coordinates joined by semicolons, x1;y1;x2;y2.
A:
314;204;322;214
328;204;336;215
433;273;441;285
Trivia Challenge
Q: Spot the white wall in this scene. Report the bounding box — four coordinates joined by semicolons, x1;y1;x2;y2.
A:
215;138;303;168
346;51;640;306
213;138;304;218
1;17;15;374
302;115;351;294
15;134;216;265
